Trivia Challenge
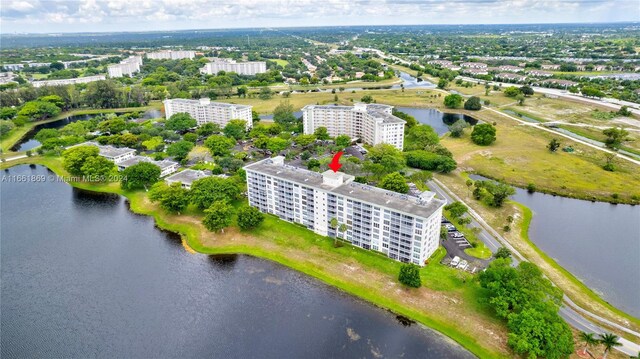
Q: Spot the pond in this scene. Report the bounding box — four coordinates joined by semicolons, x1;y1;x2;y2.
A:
13;109;162;152
396;107;479;135
469;174;640;317
0;164;475;359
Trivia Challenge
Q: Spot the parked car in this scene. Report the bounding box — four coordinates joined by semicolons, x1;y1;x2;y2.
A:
450;231;464;238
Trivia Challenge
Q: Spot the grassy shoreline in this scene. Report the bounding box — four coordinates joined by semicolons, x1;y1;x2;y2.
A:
2;156;510;359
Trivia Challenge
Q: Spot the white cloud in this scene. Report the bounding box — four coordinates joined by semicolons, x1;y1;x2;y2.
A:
0;0;637;33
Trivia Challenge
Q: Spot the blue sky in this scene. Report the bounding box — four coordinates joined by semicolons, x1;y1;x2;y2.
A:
1;0;638;34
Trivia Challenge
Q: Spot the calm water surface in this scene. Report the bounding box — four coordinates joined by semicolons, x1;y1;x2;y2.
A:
1;165;475;359
396;107;478;135
469;174;640;317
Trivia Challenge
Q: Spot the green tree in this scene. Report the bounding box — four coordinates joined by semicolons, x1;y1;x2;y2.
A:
80;156;116;180
267;137;291;154
516;94;526;106
599;333;622;359
149;182;190;214
494;247;512;259
581;86;604;98
121;162;161;190
520;85;534;96
294;134;316;147
379;172;409;193
196;122;221;137
237;86;248;97
335;134;351;148
314;126;330;140
165;113;197;131
204;135;236;156
258;87;273;100
444;201;467;218
603;127;629;150
368;144;406;174
84;80;122;108
449;119;469;138
398;263;422;287
547;138;561;152
223;119;247;140
236;205;265;230
34;128;60;143
202;201;235;232
189;176;240;210
471;123;497;146
62;145;100;175
464;96;482;110
504;86;521;97
405;124;439;151
17;101;61;121
0;107;17;120
404;150;457;173
142;136;164;151
443;94;463;108
273;100;298;130
360;95;374;103
0;120;15;136
183;132;198;143
98;118;126;134
307;158;321;170
577;332;598;359
166;140;194;161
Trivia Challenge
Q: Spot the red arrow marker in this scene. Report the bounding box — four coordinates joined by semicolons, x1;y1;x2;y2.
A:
328;151;344;172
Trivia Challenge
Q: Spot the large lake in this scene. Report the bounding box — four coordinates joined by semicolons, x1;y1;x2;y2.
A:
0;164;475;359
469;174;640;317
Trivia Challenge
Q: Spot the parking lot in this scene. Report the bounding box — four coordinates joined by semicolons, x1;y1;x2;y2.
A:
440;217;491;273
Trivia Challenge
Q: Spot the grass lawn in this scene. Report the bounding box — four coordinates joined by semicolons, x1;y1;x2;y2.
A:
272;59;289;67
441;110;640;204
1;155;512;359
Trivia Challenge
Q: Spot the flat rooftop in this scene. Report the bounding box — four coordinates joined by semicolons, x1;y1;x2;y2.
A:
165;169;212;185
78;141;135;157
164;98;252;110
302;103;404;124
245;157;444;219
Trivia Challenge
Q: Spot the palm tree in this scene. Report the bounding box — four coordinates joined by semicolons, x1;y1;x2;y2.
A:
329;217;338;245
338;223;348;239
600;333;622;359
577;332;597;358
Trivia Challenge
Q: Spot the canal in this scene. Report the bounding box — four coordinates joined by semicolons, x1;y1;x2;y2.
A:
469;174;640;317
0;164;475;359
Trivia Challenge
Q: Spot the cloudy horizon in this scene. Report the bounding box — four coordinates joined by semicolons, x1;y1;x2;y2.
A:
1;0;638;34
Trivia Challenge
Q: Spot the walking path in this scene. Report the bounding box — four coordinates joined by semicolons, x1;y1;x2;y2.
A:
427;178;640;356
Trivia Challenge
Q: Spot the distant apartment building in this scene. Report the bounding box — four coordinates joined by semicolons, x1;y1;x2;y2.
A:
460;62;488;69
494;73;527;83
527;70;554;78
146;50;196;60
497;65;523;73
462;68;489;76
31;75;106;88
163;98;253;129
245;157;445;266
302;103;405;150
2;64;24;71
200;58;267;76
108;56;143;78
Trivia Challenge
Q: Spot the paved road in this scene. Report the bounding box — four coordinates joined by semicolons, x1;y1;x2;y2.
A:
427;178;640;356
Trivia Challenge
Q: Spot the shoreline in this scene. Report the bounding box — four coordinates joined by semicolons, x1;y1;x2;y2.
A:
2;158;508;359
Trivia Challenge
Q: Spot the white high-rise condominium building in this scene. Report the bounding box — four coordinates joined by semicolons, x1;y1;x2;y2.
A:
245;157;445;266
163;98;253;130
146;50;196;60
302;103;405;150
108;56;143;78
200;58;267;76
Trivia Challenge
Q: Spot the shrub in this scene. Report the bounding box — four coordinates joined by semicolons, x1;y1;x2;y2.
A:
398;263;422;288
470;123;497;146
404;150;457;173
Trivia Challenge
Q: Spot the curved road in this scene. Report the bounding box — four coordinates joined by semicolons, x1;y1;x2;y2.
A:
427;178;640;356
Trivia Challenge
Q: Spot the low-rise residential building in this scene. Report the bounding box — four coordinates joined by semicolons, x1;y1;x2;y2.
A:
541;64;561;70
527;70;554;78
0;72;16;85
30;75;106;88
244;157;445;266
494;72;528;82
302;103;405;150
77;142;136;163
498;65;523;73
146;50;195;60
164;169;212;189
163;98;253;129
108;56;143;78
428;60;453;67
461;62;488;69
117;156;179;177
539;79;578;88
462;68;489;76
200;58;267;76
